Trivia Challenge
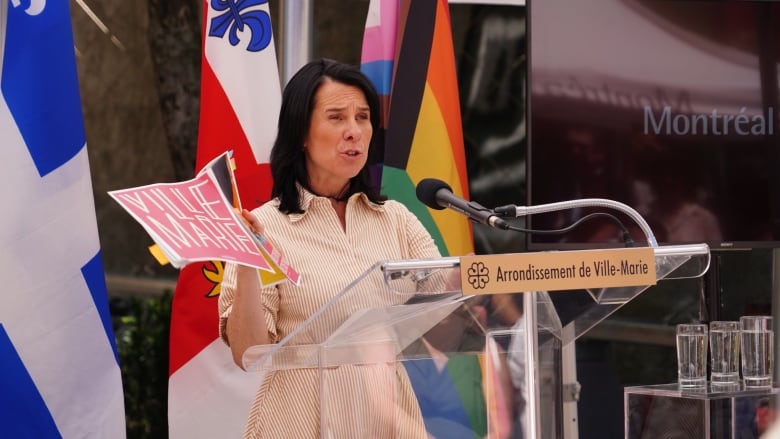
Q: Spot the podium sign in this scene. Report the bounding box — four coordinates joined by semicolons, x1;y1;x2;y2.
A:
460;247;656;295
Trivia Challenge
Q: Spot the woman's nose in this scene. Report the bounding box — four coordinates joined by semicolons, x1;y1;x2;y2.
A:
344;118;362;141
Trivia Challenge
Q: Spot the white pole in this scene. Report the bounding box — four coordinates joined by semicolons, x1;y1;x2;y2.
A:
524;293;541;439
773;249;780;385
279;0;314;85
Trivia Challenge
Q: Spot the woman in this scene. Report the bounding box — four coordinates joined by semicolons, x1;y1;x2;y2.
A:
218;59;442;438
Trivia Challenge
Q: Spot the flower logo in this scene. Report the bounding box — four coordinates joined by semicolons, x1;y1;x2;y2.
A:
467;262;489;290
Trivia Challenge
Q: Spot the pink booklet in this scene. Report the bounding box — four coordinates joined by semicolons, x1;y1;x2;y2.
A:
109;152;299;286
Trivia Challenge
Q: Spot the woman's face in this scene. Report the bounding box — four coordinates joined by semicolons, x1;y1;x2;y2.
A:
304;79;372;196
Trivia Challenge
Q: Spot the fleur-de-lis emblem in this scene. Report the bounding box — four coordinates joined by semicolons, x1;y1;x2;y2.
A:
11;0;45;15
209;0;272;52
467;262;490;290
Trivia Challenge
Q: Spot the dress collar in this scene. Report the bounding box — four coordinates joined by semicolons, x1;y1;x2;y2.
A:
286;183;384;222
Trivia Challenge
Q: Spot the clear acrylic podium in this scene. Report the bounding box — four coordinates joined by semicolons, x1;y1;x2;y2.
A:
243;244;710;438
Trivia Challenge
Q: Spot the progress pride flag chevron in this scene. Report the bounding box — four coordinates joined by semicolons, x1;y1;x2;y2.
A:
168;1;281;437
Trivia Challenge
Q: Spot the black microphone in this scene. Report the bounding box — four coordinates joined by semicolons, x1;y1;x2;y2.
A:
416;178;509;230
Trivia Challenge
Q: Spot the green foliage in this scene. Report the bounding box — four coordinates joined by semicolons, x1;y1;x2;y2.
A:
111;291;173;439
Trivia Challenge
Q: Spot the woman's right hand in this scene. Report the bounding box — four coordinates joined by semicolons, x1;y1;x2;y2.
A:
236;208;264;235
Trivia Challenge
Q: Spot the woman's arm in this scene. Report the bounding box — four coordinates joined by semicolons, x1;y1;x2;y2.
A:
224;264;273;369
222;209;275;369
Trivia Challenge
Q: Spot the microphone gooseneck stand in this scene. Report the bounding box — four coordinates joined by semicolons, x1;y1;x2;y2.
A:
494;198;659;248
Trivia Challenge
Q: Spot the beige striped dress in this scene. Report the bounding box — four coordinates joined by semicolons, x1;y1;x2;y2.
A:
219;188;442;438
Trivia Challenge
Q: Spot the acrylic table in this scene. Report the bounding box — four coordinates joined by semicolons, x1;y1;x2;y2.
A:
625;382;779;438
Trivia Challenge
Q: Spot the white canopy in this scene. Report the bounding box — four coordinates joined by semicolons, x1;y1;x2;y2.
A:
531;0;778;116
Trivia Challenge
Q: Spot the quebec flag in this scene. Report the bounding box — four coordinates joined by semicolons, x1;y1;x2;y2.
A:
0;1;126;437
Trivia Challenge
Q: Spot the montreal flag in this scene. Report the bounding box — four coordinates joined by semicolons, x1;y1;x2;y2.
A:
0;1;126;437
168;0;280;437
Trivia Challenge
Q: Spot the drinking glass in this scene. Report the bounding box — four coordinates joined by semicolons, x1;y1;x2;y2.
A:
709;321;740;384
676;323;708;387
740;316;773;387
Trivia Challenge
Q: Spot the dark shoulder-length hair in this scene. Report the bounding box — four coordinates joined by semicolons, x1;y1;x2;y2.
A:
269;58;385;214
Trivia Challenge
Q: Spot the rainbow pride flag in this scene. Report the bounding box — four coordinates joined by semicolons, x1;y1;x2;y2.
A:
361;0;473;257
